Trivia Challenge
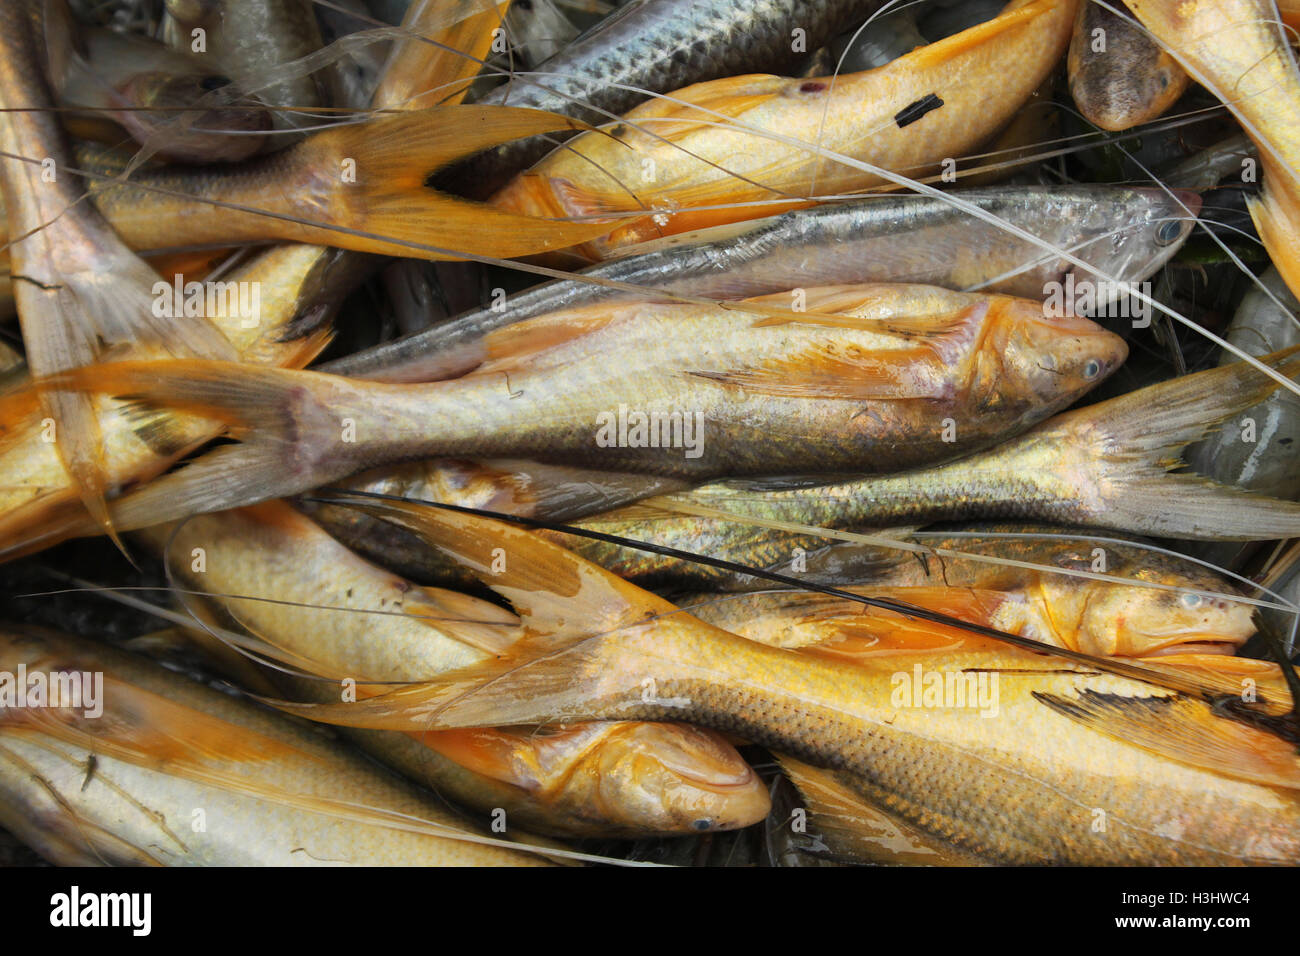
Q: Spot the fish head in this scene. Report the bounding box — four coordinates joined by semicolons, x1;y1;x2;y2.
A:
568;722;771;836
116;72;272;163
978;297;1128;412
1059;188;1202;293
1031;551;1256;656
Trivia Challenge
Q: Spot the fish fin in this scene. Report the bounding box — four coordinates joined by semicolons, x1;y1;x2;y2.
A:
1246;174;1300;303
267;631;636;732
777;755;983;865
902;0;1058;72
690;298;989;400
375;0;512;110
35;360;360;531
327;495;681;641
474;306;620;375
1075;347;1300;538
784;588;1012;660
1034;688;1300;791
291;109;615;259
12;245;235;547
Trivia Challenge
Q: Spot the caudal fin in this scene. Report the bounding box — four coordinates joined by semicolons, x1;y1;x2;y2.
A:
1068;347;1300;539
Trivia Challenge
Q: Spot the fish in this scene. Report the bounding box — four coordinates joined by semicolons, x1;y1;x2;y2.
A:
76;107;618;261
447;0;894;196
0;243;359;559
487;0;1079;260
324;185;1196;384
133;501;770;838
502;0;580;67
0;0;236;539
1125;0;1300;301
301;458;691;586
49;21;271;162
270;499;1300;865
161;0;336;128
1187;266;1300;503
561;349;1300;588
29;282;1125;546
1067;0;1190;131
0;625;558;865
678;526;1258;658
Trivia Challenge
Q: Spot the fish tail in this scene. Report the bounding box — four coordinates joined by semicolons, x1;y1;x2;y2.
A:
1078;347;1300;538
284;108;616;260
1246;172;1300;303
32;360;371;532
268;495;695;731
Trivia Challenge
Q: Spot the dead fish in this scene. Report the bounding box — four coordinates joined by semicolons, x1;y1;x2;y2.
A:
1068;0;1190;131
488;0;1078;260
325;185;1195;384
30;283;1124;547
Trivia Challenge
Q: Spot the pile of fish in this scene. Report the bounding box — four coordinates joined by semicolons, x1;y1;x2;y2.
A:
1;0;1299;867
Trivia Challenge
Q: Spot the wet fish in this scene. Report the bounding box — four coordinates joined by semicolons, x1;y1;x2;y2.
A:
302;458;690;586
680;526;1257;657
272;501;1300;865
1125;0;1300;301
0;0;235;537
488;0;1078;260
51;24;271;162
161;0;335;127
76;108;615;260
1068;0;1189;131
563;350;1300;588
0;244;360;559
33;282;1125;546
0;625;555;865
450;0;893;196
1187;267;1300;503
135;501;769;838
324;185;1196;384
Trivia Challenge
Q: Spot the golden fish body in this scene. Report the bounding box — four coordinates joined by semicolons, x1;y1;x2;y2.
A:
0;627;550;865
491;0;1078;258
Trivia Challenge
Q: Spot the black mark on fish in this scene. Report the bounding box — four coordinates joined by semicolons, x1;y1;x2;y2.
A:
894;93;944;129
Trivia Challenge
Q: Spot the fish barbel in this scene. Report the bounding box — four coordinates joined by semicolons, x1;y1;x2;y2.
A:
325;184;1195;384
488;0;1078;259
272;500;1300;865
29;283;1125;546
563;349;1300;588
1067;0;1189;131
0;625;556;865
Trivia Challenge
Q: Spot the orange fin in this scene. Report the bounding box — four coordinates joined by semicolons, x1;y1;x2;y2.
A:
778;755;986;865
1034;688;1300;791
374;0;513;111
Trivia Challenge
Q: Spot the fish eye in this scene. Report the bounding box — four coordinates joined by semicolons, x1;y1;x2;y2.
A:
1155;220;1182;245
1082;359;1102;379
1179;592;1203;610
